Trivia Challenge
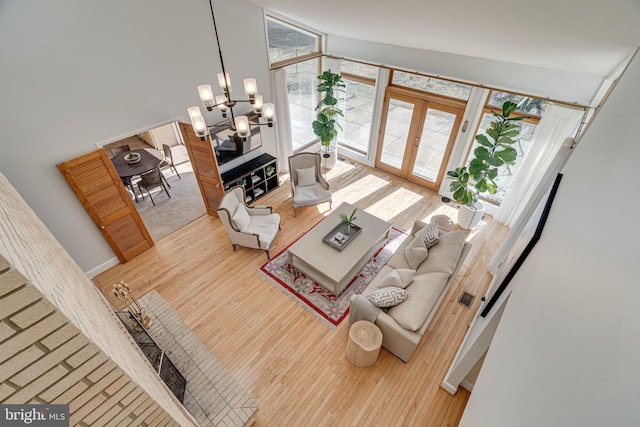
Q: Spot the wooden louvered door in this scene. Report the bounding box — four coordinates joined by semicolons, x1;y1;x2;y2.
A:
57;149;153;263
179;122;224;216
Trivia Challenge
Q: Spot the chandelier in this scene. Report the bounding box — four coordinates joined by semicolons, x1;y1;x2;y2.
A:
187;0;275;141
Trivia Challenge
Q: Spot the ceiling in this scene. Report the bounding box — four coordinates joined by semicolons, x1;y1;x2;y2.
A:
246;0;640;77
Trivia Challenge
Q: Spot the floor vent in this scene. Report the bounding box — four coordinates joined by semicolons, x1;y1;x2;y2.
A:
458;291;475;309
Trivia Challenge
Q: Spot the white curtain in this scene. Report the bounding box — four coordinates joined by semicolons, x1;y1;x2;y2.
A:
494;104;583;227
270;68;293;173
487;137;572;275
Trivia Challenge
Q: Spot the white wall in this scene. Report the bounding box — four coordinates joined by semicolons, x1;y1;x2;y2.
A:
459;52;640;426
0;172;197;425
326;35;603;106
0;0;274;272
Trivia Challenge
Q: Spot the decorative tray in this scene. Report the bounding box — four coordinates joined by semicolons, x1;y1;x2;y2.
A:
322;223;362;252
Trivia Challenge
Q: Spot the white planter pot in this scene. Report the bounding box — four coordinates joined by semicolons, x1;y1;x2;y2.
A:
322;145;338;169
457;201;485;229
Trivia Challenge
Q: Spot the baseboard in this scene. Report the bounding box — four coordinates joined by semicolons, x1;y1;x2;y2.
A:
85;256;119;279
460;379;474;392
440;381;458;395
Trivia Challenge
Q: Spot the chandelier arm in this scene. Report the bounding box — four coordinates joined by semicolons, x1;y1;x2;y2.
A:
200;119;273;138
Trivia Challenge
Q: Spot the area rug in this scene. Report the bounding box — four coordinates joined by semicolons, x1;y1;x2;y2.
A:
259;226;408;329
135;163;207;242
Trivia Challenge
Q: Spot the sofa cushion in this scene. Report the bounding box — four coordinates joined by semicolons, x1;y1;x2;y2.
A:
404;236;429;270
366;287;410;308
379;269;416;289
231;203;251;231
296;166;316;187
416;231;466;276
388;222;436;270
363;265;395;295
387;272;449;331
292;182;332;206
414;222;439;248
243;213;280;249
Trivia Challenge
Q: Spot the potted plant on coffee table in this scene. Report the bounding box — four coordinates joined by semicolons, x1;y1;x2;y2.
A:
339;207;358;233
312;70;346;169
446;101;526;229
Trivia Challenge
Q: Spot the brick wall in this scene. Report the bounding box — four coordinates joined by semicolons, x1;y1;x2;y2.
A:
0;172;197;426
0;257;179;426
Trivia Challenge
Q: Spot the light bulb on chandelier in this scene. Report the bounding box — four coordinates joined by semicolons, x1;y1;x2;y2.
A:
187;0;274;142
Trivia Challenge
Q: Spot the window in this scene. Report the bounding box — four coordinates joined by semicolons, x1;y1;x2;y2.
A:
266;16;322;151
466;90;543;204
266;16;321;65
487;91;551;117
392;71;471;100
337;60;378;156
284;58;321;151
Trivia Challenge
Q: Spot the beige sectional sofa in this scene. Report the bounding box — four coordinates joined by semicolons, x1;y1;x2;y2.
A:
352;219;471;362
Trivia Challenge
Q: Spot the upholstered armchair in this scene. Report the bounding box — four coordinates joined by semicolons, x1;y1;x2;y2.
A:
288;153;332;216
216;186;281;259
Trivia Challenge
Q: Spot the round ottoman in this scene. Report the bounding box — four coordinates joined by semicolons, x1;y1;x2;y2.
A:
346;320;383;367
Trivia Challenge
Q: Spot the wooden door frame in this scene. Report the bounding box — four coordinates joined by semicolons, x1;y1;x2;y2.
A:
375;91;423;177
376;87;466;190
406;102;464;191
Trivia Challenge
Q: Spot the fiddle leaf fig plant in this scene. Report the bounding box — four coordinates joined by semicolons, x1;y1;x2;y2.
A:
447;101;527;206
312;70;346;152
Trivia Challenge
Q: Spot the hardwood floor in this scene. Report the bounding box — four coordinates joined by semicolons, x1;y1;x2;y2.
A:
94;158;509;427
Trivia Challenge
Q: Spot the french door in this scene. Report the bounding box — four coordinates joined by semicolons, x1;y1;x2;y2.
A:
375;88;465;191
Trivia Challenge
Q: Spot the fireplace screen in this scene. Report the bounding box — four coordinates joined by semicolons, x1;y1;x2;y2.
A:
116;311;187;402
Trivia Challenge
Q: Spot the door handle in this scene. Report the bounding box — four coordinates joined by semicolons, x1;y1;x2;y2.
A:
98;224;105;229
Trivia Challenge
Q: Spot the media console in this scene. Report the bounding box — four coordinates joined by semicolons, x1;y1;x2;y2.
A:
221;153;279;204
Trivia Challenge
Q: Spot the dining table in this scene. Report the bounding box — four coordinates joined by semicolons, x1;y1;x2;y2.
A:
110;148;165;179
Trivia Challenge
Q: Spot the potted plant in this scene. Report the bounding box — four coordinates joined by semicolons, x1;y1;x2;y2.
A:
446;101;526;229
339;207;358;233
312;70;346;169
265;165;275;177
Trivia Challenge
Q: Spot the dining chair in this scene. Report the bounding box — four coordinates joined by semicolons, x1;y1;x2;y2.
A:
110;144;131;158
123;176;139;203
137;168;171;206
159;144;181;179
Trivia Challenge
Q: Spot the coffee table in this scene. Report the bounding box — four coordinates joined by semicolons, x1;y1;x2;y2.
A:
287;203;391;296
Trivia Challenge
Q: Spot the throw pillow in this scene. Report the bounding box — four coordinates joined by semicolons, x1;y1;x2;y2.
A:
296;166;316;187
231;205;251;231
404;236;429;270
365;287;410;308
379;269;416;289
414;222;439;248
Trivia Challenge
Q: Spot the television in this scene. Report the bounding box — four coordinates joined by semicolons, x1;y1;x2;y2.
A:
209;112;263;166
